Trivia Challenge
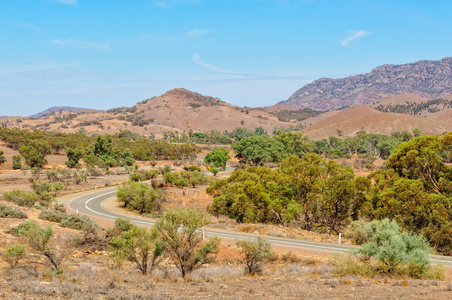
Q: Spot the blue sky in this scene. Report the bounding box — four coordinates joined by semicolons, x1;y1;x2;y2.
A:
2;0;452;116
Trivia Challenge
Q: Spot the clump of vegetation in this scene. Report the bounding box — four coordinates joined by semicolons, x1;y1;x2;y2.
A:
12;155;21;170
38;209;66;223
0;204;28;219
1;244;26;269
153;209;221;279
333;219;443;279
237;237;273;275
204;147;230;170
60;214;102;231
3;190;38;207
109;224;163;275
117;181;163;214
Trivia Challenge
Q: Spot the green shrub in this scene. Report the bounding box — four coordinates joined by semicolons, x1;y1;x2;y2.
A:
2;244;26;268
236;237;273;275
117;181;162;214
106;218;134;241
38;209;66;223
144;170;160;180
183;165;201;172
346;220;370;245
210;167;220;176
0;204;27;219
129;172;142;182
12;155;22;170
60;214;101;231
7;220;41;236
337;219;442;279
53;203;67;214
174;178;189;188
3;190;38;207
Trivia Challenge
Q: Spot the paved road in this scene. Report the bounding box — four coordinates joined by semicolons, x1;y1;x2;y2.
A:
67;187;452;267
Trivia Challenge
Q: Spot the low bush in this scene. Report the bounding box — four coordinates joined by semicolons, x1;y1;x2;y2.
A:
334;219;444;279
7;220;41;236
0;204;28;219
236;237;273;275
3;190;38;207
60;214;102;231
1;244;26;268
38;209;66;223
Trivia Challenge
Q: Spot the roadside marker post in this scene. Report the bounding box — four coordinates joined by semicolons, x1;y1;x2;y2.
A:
339;233;341;244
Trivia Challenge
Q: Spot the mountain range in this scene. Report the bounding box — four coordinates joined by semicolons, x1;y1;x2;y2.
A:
279;57;452;111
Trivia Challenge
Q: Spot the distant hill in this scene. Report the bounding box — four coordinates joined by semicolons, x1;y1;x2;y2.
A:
2;88;300;138
301;105;452;140
30;106;95;118
280;57;452;111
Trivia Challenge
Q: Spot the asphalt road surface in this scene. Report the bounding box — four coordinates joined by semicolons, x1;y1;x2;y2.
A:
66;187;452;267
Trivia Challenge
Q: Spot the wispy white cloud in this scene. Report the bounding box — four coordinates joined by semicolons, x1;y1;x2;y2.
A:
192;53;244;75
42;0;79;6
341;30;371;46
51;39;110;50
185;29;212;38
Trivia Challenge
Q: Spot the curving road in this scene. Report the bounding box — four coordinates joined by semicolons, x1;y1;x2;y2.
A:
66;187;452;267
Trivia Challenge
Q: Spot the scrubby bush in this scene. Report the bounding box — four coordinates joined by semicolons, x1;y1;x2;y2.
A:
106;218;134;241
60;214;101;231
109;225;163;275
210;167;220;176
0;204;28;219
7;220;41;236
23;224;71;270
236;237;273;275
1;244;26;269
3;190;38;207
144;169;159;180
346;220;370;245
129;172;142;182
117;181;162;214
38;209;66;223
334;219;442;279
12;155;22;170
154;209;220;279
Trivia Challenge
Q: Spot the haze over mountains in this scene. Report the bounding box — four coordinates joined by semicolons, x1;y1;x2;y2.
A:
280;57;452;111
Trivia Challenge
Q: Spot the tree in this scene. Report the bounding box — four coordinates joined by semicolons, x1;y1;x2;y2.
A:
232;135;284;166
153;209;220;278
280;154;368;233
236;237;273;275
19;139;51;168
117;182;161;214
109;225;164;275
65;147;83;168
204;147;230;170
207;166;299;224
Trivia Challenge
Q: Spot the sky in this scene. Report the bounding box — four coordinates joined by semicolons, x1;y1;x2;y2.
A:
2;0;452;116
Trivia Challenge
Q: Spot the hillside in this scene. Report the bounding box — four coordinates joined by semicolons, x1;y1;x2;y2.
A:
370;93;452;116
0;88;299;138
30;106;96;118
280;57;452;110
301;105;452;140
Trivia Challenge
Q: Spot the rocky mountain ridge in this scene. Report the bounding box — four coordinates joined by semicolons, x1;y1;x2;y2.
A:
280;57;452;110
